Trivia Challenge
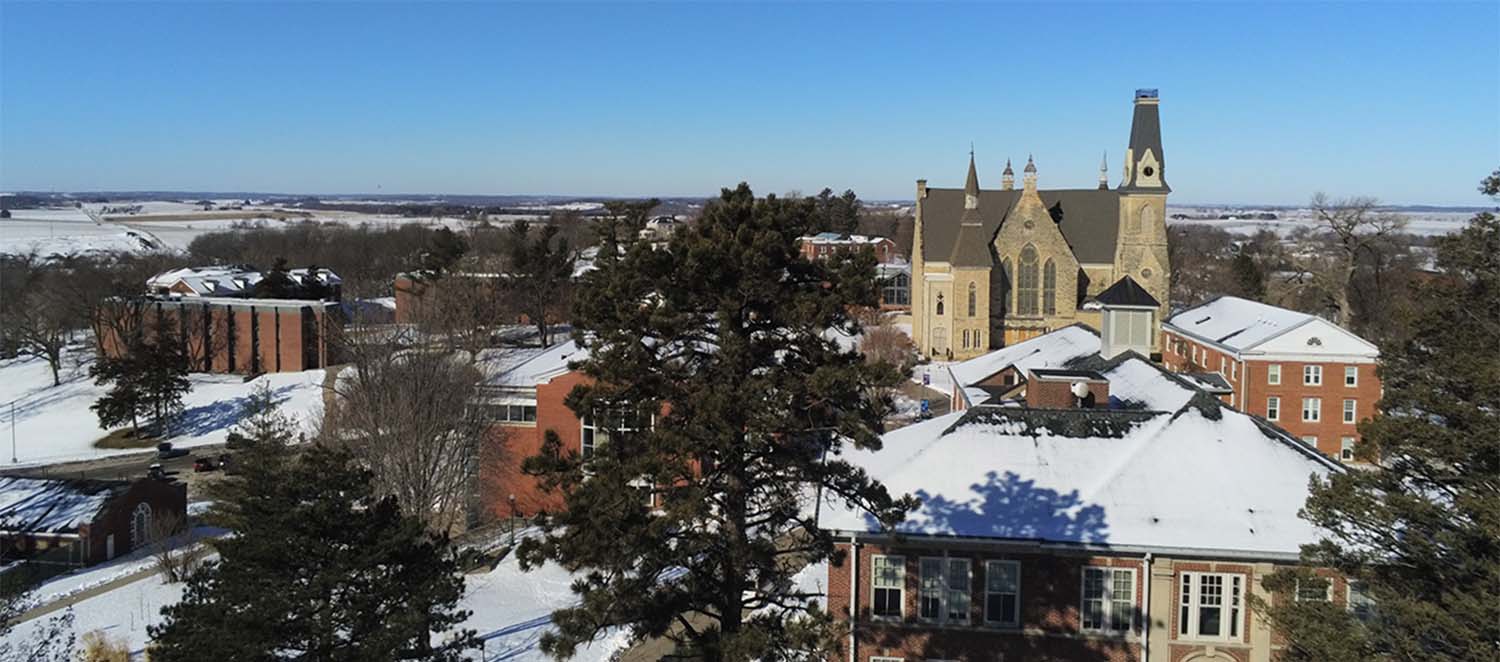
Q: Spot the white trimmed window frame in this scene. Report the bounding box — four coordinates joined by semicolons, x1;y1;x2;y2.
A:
1304;365;1323;386
1344;365;1358;387
1343;399;1357;424
1340;436;1357;461
1267;363;1281;385
1081;566;1136;634
871;555;905;620
1178;572;1245;642
1303;397;1321;422
1266;396;1280;422
984;560;1021;627
918;557;971;624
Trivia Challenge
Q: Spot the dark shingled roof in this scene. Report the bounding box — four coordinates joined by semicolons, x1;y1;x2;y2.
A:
920;188;1122;264
944;406;1162;439
1120;94;1169;193
1094;275;1159;308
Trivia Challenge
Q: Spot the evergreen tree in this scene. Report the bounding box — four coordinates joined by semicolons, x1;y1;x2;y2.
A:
150;442;476;660
1259;172;1500;660
506;219;576;347
811;188;862;234
519;183;915;661
90;329;190;435
252;257;301;299
1230;250;1266;300
421;227;469;274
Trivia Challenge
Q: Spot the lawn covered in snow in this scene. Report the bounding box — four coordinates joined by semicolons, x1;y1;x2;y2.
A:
0;209;157;256
0;345;326;466
4;546;630;661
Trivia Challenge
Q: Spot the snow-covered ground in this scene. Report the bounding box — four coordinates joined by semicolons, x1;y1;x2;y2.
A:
5;546;630;661
0;346;325;466
1166;206;1476;238
0;209;158;256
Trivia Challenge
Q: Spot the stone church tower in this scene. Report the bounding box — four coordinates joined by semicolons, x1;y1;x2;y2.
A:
1114;89;1172;323
910;89;1172;360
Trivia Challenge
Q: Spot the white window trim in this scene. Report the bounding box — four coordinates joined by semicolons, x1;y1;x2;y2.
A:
1081;566;1137;634
1178;572;1245;642
871;554;905;620
1345;365;1358;387
918;556;971;625
1343;399;1357;424
1340;436;1357;461
1303;397;1321;422
1304;365;1323;386
984;559;1021;627
1266;396;1280;422
1267;363;1281;386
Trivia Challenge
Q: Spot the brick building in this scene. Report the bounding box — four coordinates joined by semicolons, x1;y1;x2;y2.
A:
799;232;902;264
817;325;1351;662
99;296;341;375
473;340;592;518
1161;297;1381;462
0;476;187;566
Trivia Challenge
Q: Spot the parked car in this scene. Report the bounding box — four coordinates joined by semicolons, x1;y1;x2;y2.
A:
147;463;167;480
156;442;189;460
193;457;219;472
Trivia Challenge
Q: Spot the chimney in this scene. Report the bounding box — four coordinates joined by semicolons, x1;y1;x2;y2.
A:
1024;368;1110;409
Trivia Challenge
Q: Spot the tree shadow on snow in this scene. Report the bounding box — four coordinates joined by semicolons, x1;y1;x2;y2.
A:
867;470;1110;544
171;384;299;438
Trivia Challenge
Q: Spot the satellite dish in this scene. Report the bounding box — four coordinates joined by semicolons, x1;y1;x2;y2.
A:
1071;381;1090;399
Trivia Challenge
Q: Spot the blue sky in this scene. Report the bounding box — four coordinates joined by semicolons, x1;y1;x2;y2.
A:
2;2;1495;205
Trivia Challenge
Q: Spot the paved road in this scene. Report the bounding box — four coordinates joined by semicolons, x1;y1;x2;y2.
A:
0;444;222;482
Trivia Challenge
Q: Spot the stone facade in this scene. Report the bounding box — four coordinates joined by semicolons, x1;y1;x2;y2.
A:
912;91;1171;360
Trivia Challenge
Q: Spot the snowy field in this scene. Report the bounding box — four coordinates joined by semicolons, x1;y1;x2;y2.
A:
4;546;632;660
0;208;157;256
0;346;326;466
1166;206;1476;238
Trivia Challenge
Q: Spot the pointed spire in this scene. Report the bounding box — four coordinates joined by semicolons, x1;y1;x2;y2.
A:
1099;150;1109;190
1001;158;1015;191
1022;154;1037;192
1023;154;1036;173
963;151;981;210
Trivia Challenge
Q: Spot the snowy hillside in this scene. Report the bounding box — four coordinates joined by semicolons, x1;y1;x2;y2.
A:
0;346;326;466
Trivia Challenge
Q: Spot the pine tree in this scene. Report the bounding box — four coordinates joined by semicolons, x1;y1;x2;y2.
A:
519;183;915;661
90;329;190;435
252;257;300;299
1259;172;1500;660
421;227;469;274
506;219;576;347
1230;250;1266;301
150;442;477;660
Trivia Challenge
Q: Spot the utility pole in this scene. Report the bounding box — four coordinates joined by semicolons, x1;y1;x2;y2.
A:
11;401;17;464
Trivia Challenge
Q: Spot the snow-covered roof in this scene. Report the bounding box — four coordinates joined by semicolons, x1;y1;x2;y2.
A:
799;232;890;245
479;340;588;388
1165;296;1316;352
948;324;1102;388
818;400;1340;557
0;477;128;535
147;265;341;298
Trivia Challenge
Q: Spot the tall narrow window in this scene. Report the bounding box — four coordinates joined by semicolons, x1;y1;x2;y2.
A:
1343;399;1357;423
1002;258;1013;314
967;282;977;317
1268;364;1282;385
1042;259;1056;315
872;555;905;618
1017;245;1039;316
1082;566;1136;632
935;293;944;316
985;560;1020;626
961;329;970;349
1266;396;1280;421
1345;365;1358;387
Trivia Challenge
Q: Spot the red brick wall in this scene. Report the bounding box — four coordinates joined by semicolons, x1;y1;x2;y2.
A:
394;274;429;325
1162;329;1379;461
479;370;593;518
1027;379;1110;409
78;479;187;564
828;541;1144;661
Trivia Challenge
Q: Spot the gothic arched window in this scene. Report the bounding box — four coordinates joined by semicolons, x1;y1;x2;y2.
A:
1043;259;1057;315
131;503;153;550
1017;245;1040;316
1002;258;1014;314
935;293;944;316
967;282;977;317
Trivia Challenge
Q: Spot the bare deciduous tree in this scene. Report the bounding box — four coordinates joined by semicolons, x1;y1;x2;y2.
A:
1286;194;1408;327
3;276;75;386
151;511;199;584
323;336;500;535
